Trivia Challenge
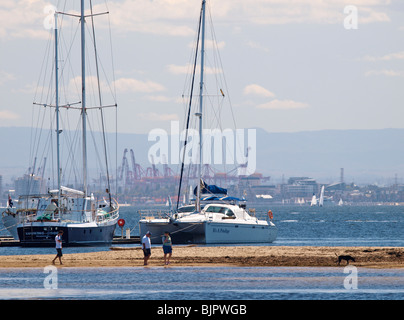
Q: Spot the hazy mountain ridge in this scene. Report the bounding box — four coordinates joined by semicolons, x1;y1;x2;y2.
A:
0;126;403;183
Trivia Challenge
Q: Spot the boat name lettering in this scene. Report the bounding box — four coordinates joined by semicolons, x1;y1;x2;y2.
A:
212;227;229;234
25;231;57;236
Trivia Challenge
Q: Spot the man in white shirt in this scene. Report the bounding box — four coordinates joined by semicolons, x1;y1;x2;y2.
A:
52;230;64;265
142;231;152;265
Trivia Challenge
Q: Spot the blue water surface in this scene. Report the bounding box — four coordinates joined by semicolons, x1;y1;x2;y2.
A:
1;204;403;256
0;266;403;300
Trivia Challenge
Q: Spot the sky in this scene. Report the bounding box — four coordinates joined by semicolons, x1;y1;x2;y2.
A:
0;0;404;136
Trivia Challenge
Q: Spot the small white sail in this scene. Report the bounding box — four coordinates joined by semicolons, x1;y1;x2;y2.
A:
319;185;324;207
310;194;317;206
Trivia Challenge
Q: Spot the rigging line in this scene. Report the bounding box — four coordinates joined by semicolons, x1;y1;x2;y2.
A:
58;20;81;105
59;109;80;187
64;119;82;189
87;118;105;182
103;0;119;196
207;8;237;132
206;4;241;168
181;4;204;117
33;30;53;105
84;19;116;103
176;3;203;212
102;0;119;195
104;0;117;102
89;0;112;205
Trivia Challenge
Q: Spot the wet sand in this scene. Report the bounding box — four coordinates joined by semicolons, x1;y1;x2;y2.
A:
0;246;403;268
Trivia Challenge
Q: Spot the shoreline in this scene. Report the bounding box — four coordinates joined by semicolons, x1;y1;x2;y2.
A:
0;246;403;269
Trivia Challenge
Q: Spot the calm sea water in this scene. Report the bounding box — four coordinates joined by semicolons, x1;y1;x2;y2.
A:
1;204;403;255
0;266;403;300
1;204;403;301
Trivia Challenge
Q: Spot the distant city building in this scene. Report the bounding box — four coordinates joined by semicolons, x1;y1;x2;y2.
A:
14;174;44;195
282;177;318;198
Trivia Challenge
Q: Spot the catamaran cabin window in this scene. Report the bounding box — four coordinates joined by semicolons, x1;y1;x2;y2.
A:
220;208;235;217
206;206;235;217
205;206;222;213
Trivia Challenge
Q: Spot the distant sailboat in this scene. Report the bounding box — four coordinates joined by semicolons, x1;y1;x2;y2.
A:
310;194;317;206
319;186;325;207
338;198;344;206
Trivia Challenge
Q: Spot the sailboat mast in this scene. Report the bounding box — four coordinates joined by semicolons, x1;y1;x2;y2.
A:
55;11;61;208
196;0;206;212
80;0;88;195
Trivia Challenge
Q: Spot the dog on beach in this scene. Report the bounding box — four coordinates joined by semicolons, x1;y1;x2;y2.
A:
335;254;355;265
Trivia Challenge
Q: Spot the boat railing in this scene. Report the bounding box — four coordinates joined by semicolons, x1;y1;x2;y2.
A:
138;210;172;221
96;210;119;223
18;211;37;223
96;200;120;223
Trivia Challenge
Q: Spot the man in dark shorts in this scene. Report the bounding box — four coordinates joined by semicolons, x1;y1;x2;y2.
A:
52;230;63;265
142;231;152;265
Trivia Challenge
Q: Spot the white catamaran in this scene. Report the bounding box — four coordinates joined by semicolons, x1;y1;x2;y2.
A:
139;0;277;244
7;1;119;246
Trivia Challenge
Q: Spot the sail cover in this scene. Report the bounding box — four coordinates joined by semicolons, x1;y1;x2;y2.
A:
193;180;227;196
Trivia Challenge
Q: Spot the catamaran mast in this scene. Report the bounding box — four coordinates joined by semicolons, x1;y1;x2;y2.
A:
196;0;206;213
81;0;88;196
55;11;61;210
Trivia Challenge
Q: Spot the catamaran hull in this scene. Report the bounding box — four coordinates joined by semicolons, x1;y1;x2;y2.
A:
139;221;277;244
17;222;117;247
205;222;277;244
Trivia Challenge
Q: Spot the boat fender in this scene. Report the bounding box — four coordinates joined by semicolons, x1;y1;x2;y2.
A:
268;210;273;220
118;219;125;227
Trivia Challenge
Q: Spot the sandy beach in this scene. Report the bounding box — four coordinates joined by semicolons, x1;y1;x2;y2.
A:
0;246;403;268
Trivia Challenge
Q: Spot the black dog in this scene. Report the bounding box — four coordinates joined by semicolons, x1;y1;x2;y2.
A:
336;254;355;265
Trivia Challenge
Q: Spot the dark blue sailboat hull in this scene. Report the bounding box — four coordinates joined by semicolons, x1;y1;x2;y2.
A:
17;222;117;247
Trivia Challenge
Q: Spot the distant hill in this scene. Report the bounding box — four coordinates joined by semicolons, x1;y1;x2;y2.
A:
0;126;403;184
255;128;404;183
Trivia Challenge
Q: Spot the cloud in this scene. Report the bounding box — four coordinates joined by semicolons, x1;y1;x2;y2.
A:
1;0;393;40
166;64;222;75
113;78;166;93
106;0;196;37
365;69;404;77
0;110;20;120
0;0;53;39
143;95;173;102
188;39;225;50
106;0;391;35
363;51;404;62
62;76;166;102
256;99;308;110
138;112;179;121
0;71;16;85
245;41;270;53
243;84;307;110
243;84;275;98
226;0;390;25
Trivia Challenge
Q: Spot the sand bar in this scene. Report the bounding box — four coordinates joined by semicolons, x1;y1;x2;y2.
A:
0;246;403;268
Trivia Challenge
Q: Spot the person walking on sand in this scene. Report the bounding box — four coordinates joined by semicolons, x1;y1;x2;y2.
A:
52;230;63;265
142;231;152;265
162;231;172;265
